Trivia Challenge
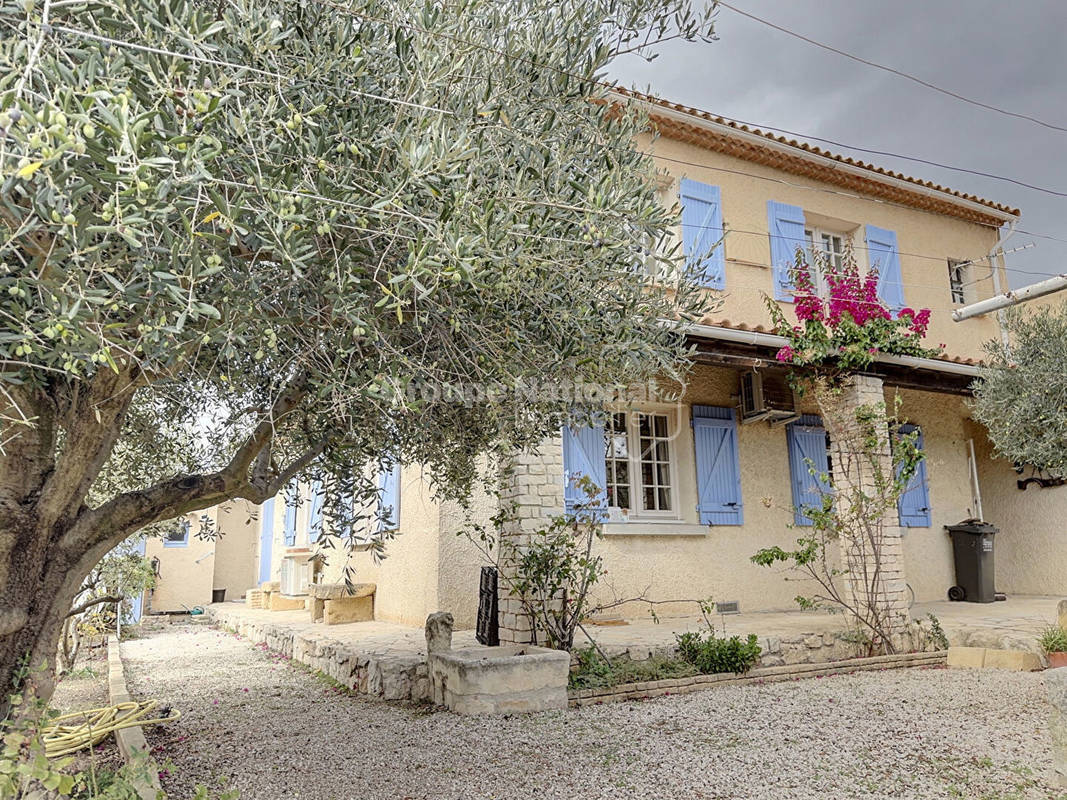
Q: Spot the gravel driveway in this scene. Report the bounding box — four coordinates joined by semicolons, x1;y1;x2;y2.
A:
122;623;1062;800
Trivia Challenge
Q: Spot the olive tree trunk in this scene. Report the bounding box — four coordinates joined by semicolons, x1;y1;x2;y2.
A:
0;372;312;717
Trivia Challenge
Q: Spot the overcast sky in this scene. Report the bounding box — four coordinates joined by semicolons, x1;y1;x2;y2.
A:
611;0;1067;288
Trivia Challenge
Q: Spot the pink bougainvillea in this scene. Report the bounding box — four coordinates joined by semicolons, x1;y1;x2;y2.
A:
767;251;941;374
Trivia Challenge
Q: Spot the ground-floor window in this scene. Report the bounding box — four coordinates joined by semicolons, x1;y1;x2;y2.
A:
603;410;676;516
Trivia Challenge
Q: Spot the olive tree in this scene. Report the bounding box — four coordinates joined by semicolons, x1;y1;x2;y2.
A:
0;0;715;708
973;303;1067;475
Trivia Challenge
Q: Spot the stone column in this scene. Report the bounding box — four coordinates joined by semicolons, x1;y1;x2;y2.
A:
496;435;565;646
819;375;910;638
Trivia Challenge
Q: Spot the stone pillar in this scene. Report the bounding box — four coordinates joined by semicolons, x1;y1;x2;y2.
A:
820;375;910;637
496;435;566;646
1048;667;1067;789
425;611;454;656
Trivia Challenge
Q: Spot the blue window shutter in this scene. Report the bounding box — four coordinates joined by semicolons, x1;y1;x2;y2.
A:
865;224;905;312
767;200;806;302
378;464;400;531
307;480;324;543
692;405;743;525
897;425;931;527
283;481;298;546
786;417;832;526
680;179;726;289
562;422;608;520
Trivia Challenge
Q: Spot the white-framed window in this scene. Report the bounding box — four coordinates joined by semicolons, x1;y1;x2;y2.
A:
605;413;631;510
948;258;969;304
603;410;678;517
804;227;846;296
164;519;190;548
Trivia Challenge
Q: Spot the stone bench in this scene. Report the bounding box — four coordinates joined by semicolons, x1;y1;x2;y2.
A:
308;583;375;625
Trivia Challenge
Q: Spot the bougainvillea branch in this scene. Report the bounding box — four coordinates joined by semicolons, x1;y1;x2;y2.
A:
767;247;941;379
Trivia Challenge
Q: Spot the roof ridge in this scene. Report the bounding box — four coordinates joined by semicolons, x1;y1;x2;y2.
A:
615;87;1020;220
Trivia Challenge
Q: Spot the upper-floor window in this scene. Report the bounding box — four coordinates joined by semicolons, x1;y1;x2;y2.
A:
948;258;969;304
804;227;846;296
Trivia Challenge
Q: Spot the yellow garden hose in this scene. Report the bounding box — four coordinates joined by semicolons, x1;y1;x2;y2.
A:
42;700;180;758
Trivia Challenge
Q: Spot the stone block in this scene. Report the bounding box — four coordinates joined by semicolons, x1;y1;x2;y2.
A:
983;648;1043;671
425;611;454;656
947;646;986;669
430;645;570;715
269;593;307;611
323;595;374;625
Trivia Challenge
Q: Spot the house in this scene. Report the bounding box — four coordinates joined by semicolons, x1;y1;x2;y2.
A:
245;90;1062;639
142;501;259;614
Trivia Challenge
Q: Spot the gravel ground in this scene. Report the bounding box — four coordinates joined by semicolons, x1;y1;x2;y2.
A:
50;643;124;775
122;624;1063;800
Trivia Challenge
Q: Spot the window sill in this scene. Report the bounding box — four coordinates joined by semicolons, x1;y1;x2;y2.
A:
602;521;707;537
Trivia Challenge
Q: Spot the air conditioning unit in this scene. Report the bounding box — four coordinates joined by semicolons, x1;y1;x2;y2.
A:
740;370;800;425
280;554;312;596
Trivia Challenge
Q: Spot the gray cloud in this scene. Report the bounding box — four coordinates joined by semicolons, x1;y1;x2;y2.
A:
612;0;1067;288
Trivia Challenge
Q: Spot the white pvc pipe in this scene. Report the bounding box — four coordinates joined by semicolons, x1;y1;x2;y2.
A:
951;273;1067;322
968;438;984;521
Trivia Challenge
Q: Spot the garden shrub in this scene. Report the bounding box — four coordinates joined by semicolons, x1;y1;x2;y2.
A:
568;648;697;690
675;631;762;675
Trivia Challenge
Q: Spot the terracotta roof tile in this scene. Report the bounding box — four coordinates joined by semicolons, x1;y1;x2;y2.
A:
615;88;1020;226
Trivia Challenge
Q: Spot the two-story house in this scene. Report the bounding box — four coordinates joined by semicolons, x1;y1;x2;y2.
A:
248;90;1059;637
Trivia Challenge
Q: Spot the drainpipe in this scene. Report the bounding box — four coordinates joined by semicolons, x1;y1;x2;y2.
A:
967;438;984;522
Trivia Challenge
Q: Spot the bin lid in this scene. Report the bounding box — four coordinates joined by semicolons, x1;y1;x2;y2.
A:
944;519;998;534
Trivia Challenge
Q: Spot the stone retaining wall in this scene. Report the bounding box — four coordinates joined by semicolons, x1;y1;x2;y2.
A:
107;636;163;800
209;603;946;709
569;651;948;707
601;630;860;669
206;605;431;702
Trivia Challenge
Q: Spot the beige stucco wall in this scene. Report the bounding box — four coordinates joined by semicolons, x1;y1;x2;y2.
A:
646;134;1006;363
437;475;500;630
147;502;263;611
145;509;217;612
308;466;445;627
972;432;1067;596
211;501;259;601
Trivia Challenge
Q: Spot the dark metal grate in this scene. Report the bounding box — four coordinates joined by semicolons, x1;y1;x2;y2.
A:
476;566;499;646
